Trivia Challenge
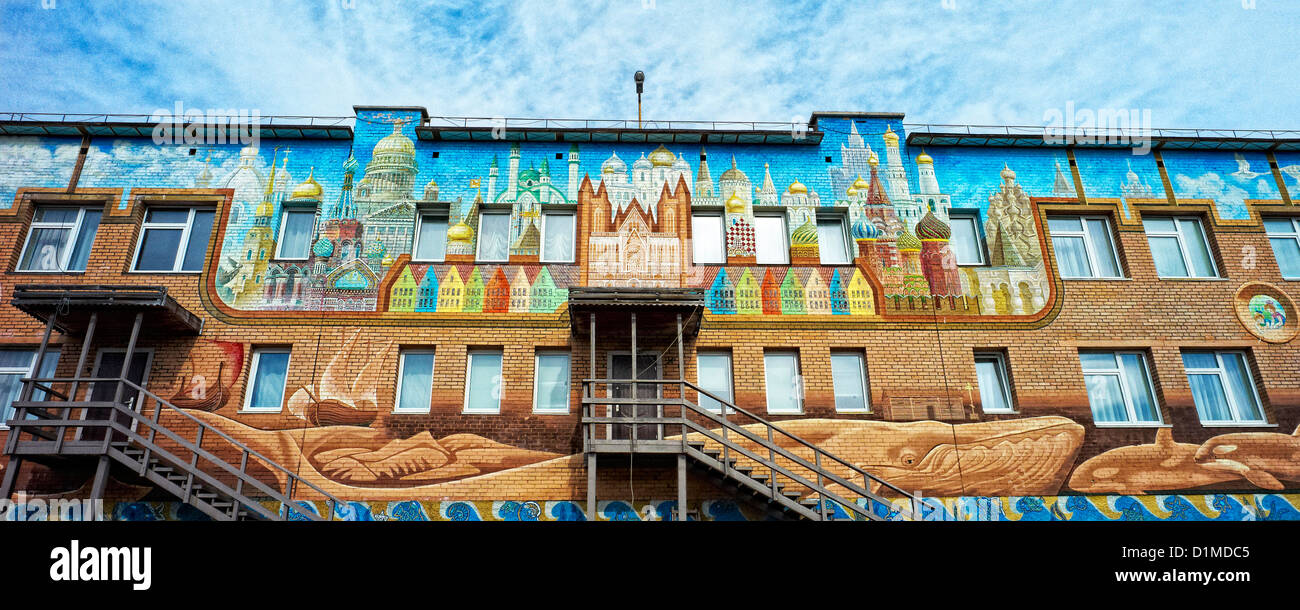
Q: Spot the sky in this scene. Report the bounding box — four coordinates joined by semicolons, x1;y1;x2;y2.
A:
1;0;1297;130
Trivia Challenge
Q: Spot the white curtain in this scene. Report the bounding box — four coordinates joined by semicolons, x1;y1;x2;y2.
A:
398;352;435;412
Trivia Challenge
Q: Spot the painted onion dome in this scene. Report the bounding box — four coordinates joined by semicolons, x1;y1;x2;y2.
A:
883;125;899;144
868;151;879;167
632;153;652;170
381;253;394;267
648;144;676;167
448;221;474;242
851;217;878;240
364;240;386;257
787;180;807;194
290;168;323;201
896;227;922;251
1000;163;1016;182
915;210;951;240
312;237;334;258
791;218;818;244
851;175;870;191
915;149;933;165
601;152;626;175
342;152;359;174
719;156;745;181
725;192;747;213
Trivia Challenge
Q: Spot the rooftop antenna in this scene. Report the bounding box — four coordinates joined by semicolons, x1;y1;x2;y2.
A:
634;71;645;129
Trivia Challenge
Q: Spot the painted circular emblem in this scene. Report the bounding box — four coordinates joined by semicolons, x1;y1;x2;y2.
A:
1233;282;1298;343
1248;294;1286;329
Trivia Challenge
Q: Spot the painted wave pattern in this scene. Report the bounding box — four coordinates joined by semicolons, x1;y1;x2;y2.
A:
12;494;1292;521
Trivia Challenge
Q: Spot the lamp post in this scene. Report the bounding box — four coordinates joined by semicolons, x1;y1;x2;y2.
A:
634;71;645;129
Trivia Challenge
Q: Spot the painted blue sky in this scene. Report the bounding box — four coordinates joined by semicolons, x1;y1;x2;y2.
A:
2;0;1298;129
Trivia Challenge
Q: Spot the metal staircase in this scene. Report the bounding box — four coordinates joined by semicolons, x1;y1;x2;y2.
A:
582;377;924;521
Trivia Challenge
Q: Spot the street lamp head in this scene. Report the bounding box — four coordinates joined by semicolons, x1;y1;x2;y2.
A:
634;71;645;94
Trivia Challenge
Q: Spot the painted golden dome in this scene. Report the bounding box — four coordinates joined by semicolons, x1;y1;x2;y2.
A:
448;221;474;242
883;125;899;144
916;149;933;165
725;192;746;213
896;228;922;251
290;168;323;201
1000;163;1017;182
374;122;415;156
851;175;870;190
791;218;817;245
255;198;274;217
787;180;807;194
648;144;676;167
868;151;879;167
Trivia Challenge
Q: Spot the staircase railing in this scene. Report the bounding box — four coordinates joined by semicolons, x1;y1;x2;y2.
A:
581;378;922;521
6;376;344;521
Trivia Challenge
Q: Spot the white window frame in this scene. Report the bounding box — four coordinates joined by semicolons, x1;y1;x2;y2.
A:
1080;350;1164;427
1182;350;1269;426
691;212;726;264
463;349;504;414
695;351;734;414
754;213;790;265
394;349;436;414
412;213;449;262
131;207;214;273
17;207;97;272
948;210;988;266
539;210;576;263
242;347;291;413
973;351;1015;413
1264;216;1300;279
1144;215;1218;278
274;208;316;261
0;348;60;429
816;213;851;266
763;350;802;414
829;351;870;413
476;210;510;262
1049;215;1122;278
532;350;571;414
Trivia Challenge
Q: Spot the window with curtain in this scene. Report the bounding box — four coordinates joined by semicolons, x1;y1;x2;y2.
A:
464;350;504;413
133;207;215;272
18;207;102;272
1048;215;1122;278
754;215;789;264
974;352;1014;413
692;213;725;264
0;349;60;427
696;352;733;413
244;348;290;411
1144;216;1217;278
533;351;571;413
415;214;448;261
276;209;315;260
817;216;850;265
1264;217;1300;279
395;350;436;413
1182;351;1266;425
830;352;869;412
541;212;575;263
477;212;510;261
763;351;801;414
948;212;986;265
1079;351;1161;425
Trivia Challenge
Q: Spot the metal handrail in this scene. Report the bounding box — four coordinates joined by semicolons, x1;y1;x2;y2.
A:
903;122;1300;141
582;378;919;520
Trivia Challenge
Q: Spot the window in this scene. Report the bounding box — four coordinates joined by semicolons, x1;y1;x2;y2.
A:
414;214;448;262
0;349;60;427
1144;216;1217;278
540;211;575;263
533;351;571;413
464;349;503;413
18;207;102;272
763;350;801;414
696;352;733;413
974;352;1014;413
243;348;290;412
754;214;789;264
133;207;216;272
692;213;725;264
275;209;315;260
830;352;869;412
817;216;850;265
1079;351;1162;425
1182;351;1266;425
1264;217;1300;279
1048;215;1121;278
476;211;510;261
948;211;986;265
395;349;435;413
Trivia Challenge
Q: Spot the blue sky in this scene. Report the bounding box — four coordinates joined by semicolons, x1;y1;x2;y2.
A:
1;0;1298;129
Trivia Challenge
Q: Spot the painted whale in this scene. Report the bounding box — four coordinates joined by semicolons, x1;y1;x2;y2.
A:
1067;428;1237;494
1193;425;1300;491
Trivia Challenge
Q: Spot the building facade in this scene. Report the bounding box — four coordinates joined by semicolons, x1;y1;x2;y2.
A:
0;107;1298;521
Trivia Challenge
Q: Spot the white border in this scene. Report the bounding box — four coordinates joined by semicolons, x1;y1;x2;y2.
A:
241;347;291;413
462;349;504;414
532;351;571;414
394;349;436;413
